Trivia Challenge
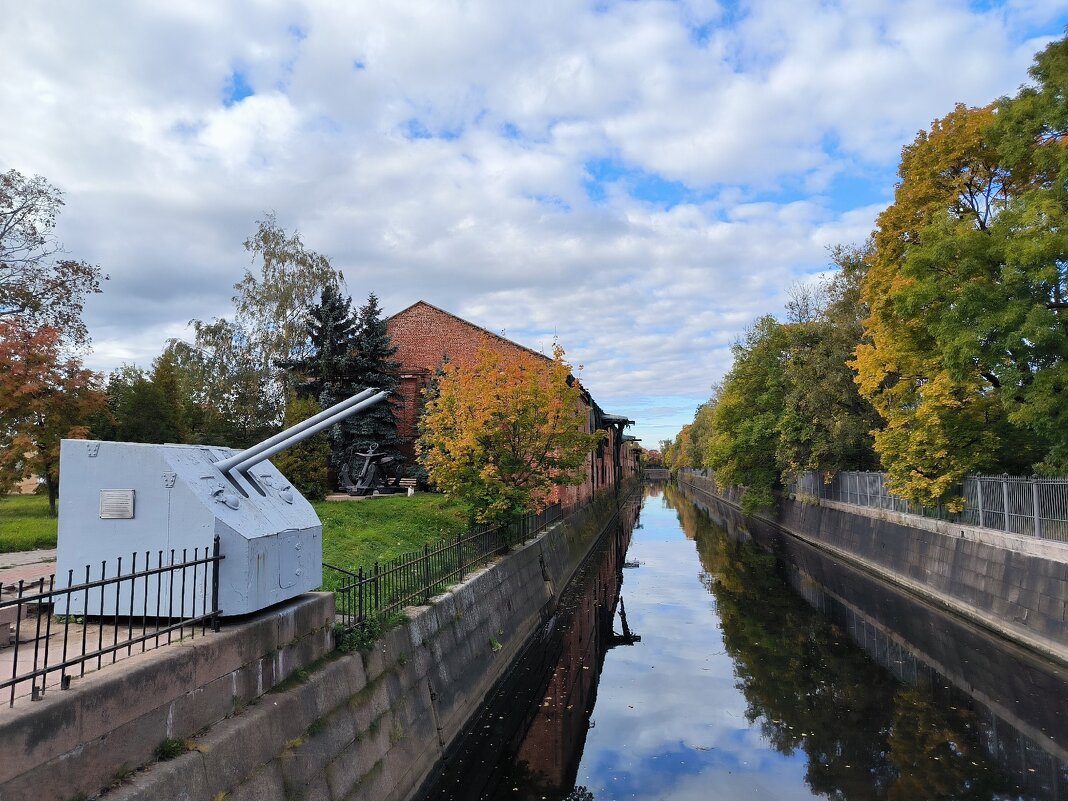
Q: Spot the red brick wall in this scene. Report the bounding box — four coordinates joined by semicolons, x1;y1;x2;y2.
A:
386;301;628;507
387;301;551;461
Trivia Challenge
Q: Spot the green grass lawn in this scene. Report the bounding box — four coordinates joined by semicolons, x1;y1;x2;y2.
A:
0;494;58;552
0;491;472;580
316;493;470;575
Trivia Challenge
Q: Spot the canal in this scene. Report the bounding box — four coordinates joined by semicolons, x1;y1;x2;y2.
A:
419;484;1068;800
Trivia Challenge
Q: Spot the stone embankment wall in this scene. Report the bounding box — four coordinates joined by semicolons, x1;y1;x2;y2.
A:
0;594;336;801
678;473;1068;665
89;490;628;801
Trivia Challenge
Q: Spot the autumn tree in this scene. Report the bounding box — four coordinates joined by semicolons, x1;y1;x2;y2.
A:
854;34;1068;507
418;344;605;523
0;169;105;346
0;322;106;515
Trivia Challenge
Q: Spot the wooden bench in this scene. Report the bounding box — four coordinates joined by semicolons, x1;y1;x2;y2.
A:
398;478;417;490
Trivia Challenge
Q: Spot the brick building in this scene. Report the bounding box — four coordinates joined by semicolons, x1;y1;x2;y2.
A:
385;301;637;506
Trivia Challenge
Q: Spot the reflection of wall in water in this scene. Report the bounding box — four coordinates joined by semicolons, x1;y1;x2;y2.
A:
514;502;640;790
790;574;1068;801
677;481;1068;801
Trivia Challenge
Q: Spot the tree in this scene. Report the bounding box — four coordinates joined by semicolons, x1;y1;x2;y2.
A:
777;245;881;480
0;169;105;345
418;344;605;523
853;67;1068;506
97;351;188;445
272;395;330;500
705;316;788;512
187;214;341;446
0;322;106;515
339;293;401;469
285;282;360;478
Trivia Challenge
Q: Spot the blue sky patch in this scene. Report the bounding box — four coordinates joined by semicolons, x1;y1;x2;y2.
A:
222;70;254;107
401;118;462;141
584;158;712;209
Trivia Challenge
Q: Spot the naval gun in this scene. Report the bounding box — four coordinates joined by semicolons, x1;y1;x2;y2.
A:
55;389;388;617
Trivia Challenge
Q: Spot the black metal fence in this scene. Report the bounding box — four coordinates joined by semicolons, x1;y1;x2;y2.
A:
324;504;563;631
0;538;223;706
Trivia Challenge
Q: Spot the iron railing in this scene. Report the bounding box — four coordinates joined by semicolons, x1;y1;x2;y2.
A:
0;538;223;706
324;504;564;631
791;471;1068;543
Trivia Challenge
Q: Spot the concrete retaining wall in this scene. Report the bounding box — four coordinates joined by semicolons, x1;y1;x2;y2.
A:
0;593;336;801
679;475;1068;665
101;491;629;801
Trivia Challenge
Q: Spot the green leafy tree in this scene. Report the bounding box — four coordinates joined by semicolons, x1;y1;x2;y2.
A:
705;316;788;513
186;215;340;446
98;351;189;445
777;246;881;480
0;169;105;346
853;102;1036;508
272;394;329;500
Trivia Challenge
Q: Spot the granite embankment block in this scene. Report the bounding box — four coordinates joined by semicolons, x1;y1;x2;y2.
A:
0;592;335;801
98;493;626;801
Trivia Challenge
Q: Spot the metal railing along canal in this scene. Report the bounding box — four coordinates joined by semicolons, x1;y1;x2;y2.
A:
324;503;564;631
0;538;223;706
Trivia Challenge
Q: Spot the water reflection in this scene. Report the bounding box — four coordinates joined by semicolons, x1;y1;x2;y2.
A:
420;499;641;801
673;482;1068;801
421;486;1068;801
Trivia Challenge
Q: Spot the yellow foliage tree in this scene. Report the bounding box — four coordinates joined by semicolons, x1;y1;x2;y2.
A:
853;104;1019;509
417;343;605;523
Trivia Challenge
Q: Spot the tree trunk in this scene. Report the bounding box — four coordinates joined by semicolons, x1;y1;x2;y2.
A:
46;473;58;517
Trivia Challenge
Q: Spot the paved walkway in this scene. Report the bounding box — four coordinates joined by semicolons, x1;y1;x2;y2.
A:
0;549;58;591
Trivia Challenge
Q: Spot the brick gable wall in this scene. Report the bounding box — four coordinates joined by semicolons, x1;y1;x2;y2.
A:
386;301;636;505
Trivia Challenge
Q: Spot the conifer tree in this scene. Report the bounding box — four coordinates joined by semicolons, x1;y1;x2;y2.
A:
300;282;358;407
287;282;359;477
341;293;401;468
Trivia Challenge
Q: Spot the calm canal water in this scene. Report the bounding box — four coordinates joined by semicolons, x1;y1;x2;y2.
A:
420;484;1068;801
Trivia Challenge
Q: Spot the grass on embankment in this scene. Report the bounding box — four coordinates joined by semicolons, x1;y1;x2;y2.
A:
315;493;471;574
0;494;58;552
0;492;471;566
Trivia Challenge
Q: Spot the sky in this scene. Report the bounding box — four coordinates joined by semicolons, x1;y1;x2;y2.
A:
2;0;1067;448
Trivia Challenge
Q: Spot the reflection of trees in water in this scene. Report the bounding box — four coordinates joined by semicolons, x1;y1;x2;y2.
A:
666;484;1023;801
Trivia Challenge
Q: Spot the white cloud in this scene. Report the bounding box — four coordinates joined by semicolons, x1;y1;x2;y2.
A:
1;0;1065;445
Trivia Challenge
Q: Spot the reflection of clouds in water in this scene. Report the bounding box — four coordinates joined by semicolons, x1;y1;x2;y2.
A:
573;500;820;800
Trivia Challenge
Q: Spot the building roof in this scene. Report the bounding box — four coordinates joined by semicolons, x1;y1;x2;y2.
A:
387;300;550;362
388;299;634;426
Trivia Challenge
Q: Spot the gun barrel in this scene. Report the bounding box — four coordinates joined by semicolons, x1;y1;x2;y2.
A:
215;388;378;474
226;390;390;474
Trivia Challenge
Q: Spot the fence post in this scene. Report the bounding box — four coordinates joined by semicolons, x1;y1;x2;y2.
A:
457;532;463;581
976;479;985;528
357;567;364;626
374;562;380;613
423;544;431;604
1032;479;1042;539
211;536;221;632
1002;476;1011;533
